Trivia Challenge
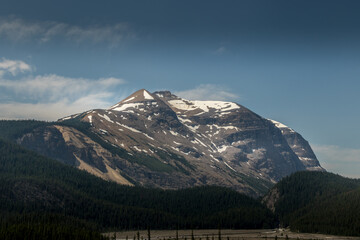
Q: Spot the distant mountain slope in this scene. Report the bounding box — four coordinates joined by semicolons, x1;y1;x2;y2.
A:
1;89;324;197
262;171;360;236
269;120;322;171
0;138;276;230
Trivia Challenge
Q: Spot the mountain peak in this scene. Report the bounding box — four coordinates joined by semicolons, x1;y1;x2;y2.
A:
109;89;155;110
122;89;154;103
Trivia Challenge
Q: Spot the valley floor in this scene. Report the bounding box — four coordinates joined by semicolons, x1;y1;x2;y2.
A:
105;229;360;240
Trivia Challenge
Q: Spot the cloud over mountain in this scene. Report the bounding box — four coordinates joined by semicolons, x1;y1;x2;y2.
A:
0;59;126;120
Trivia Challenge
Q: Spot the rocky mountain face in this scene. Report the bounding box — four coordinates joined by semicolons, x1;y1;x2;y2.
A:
269;120;322;171
17;89;324;197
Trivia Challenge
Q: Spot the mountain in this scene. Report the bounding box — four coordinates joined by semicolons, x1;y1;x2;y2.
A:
0;138;276;234
8;89;323;196
262;171;360;236
269;120;322;171
1;137;358;237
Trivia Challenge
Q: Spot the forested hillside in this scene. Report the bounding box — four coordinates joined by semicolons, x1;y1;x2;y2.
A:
0;138;276;239
263;171;360;236
290;188;360;236
0;120;49;142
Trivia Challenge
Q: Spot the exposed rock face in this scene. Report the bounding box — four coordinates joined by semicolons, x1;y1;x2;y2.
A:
262;187;280;212
19;125;133;186
269;120;323;171
17;89;324;197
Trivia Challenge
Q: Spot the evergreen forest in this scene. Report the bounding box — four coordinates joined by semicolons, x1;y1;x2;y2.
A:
269;171;360;236
0;137;276;239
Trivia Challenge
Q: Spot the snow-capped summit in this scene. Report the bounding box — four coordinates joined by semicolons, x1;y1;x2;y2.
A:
154;90;240;116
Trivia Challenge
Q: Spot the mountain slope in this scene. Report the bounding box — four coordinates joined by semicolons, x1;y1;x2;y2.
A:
269;120;322;171
0;138;276;230
7;89;323;196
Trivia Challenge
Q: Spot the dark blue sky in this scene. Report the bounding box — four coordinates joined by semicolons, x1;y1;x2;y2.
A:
0;0;359;177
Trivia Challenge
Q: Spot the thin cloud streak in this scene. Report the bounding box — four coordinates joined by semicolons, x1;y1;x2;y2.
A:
312;144;360;178
0;74;125;102
214;46;226;55
0;17;134;46
0;97;109;121
175;84;240;101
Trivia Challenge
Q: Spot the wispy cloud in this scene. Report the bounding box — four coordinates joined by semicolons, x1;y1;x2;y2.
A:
0;17;134;46
0;74;125;102
0;59;126;120
0;58;32;77
312;144;360;178
213;46;226;55
174;84;240;101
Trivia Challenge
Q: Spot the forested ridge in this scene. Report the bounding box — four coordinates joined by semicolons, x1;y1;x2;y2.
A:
0;137;276;239
265;171;360;236
0;120;49;142
0;213;107;240
290;188;360;236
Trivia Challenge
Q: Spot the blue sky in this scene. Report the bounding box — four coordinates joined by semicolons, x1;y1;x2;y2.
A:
0;0;359;178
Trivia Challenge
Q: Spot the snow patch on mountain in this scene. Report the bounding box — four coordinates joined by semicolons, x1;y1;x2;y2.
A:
143;90;154;100
217;145;228;153
168;99;240;113
111;102;144;112
208;124;239;131
123;96;135;103
269;119;295;133
116;122;141;133
169;130;179;136
97;113;114;123
224;162;236;172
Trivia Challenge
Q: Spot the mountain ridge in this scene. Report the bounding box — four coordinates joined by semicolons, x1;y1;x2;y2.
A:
10;89;324;197
0;137;276;233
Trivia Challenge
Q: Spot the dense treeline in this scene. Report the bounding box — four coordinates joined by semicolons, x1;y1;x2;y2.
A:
0;213;107;240
268;171;360;236
0;138;276;236
0;120;49;141
291;188;360;236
